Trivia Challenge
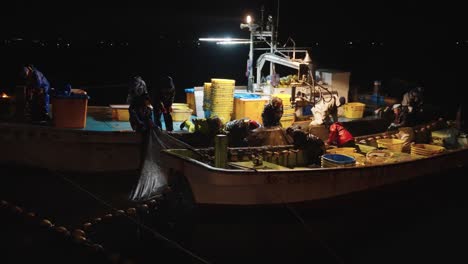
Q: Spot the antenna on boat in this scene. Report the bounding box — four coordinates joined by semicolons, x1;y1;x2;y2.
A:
260;5;265;32
275;0;280;48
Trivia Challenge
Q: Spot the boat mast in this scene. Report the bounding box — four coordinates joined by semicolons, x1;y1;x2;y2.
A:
241;8;276;92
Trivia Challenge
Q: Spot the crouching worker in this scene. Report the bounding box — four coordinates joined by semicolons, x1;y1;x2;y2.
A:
129;93;154;133
326;122;359;151
224;118;261;147
262;97;283;127
22;64;51;122
179;116;224;145
387;104;409;131
286;126;326;166
310;94;346;126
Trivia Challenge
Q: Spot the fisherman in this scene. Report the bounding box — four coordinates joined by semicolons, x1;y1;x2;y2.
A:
129;93;154;133
22;64;51;122
153;76;176;131
387;104;410;131
179;116;225;145
310;94;346;126
262;96;283;127
127;76;148;104
224;118;261;147
374;105;395;124
326;121;358;149
402;86;424;113
286;125;325;166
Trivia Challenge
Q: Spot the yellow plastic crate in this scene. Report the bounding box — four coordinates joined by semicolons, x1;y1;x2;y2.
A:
377;138;404;152
343;102;365;118
171;108;193;122
185;92;196;115
53;97;88;128
233;98;268;124
110;104;130;121
410;144;445;156
172;103;190;110
281;114;295;128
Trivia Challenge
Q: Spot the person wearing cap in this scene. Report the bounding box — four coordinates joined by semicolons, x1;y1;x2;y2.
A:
224;118;261;147
387;103;409;130
127;76;148;104
153;76;176;131
22;64;51;122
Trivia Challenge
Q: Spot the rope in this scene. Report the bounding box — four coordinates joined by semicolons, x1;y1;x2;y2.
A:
53;171;212;264
268;188;344;263
284;203;345;264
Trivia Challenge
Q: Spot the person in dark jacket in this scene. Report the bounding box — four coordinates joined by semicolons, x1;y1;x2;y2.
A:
127;76;148;104
153;76;175;131
286;126;325;165
261;96;283;127
22;64;50;122
387;104;410;130
129;93;154;133
224;118;261;147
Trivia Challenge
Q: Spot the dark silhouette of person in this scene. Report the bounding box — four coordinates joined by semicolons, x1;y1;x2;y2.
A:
225;118;261;147
262;97;283;127
129;93;154;133
153;76;175;131
286;126;325;165
127;76;148;104
22;64;50;122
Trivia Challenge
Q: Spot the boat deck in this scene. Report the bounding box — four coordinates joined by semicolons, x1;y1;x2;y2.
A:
81;107;387;134
58;106;189;132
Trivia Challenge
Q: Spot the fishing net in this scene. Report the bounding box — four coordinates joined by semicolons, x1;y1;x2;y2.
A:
129;127;203;201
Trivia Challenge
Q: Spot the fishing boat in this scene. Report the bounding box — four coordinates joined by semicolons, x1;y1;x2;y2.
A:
0;103;391;175
159;121;468;206
0;106;142;175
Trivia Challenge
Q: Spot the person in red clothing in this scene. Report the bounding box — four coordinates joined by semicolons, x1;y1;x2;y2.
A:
326;122;357;149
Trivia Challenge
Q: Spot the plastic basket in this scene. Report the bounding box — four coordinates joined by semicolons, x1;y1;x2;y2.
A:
172;103;190;110
321;154;356;164
110;105;130;121
171;108;193;121
376;138;404;152
52;96;88;128
343;102;365;118
410;144;445;156
326;147;357;155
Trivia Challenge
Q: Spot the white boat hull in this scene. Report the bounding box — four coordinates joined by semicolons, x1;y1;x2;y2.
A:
0;123;142;174
161;148;468;205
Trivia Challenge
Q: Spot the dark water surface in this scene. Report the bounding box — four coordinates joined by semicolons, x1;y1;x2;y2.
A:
1;164;467;263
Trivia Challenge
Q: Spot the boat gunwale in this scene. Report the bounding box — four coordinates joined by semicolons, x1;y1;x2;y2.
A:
161;146;468;175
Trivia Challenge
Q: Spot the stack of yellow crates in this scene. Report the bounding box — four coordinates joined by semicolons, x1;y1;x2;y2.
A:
272;93;294;127
203;82;212;117
209;79;236;123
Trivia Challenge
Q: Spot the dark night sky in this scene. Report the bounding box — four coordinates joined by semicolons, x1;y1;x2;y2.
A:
0;1;465;43
0;0;466;109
